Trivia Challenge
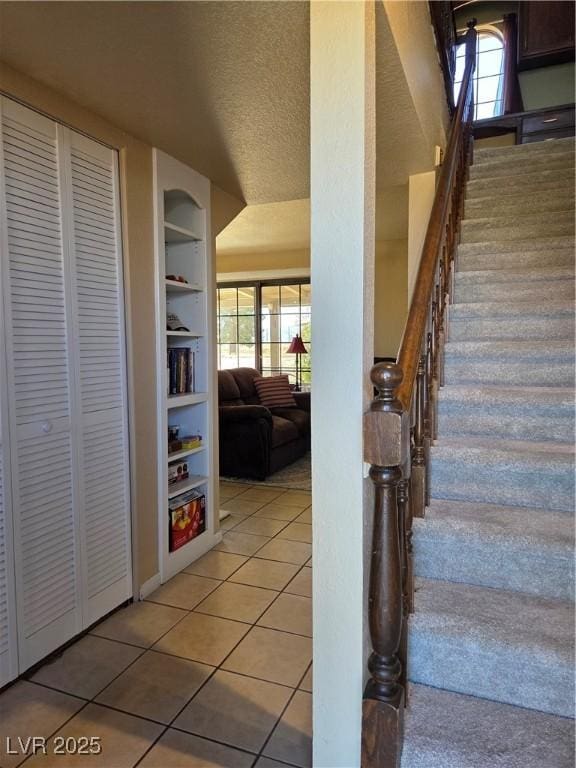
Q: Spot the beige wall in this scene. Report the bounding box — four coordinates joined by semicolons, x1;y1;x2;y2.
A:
216;248;310;276
0;62;243;590
374;239;408;358
408;170;437;303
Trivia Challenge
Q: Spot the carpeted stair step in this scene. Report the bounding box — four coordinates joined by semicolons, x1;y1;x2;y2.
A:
413;499;575;600
407;577;575;716
443;339;574;387
448;300;574;341
430;437;575;511
473;136;574;162
469;150;575;180
458;234;574;259
437;385;575;442
466;168;574;199
464;189;574;219
402;683;575;768
453;275;574;303
457;245;575;271
459;211;574;244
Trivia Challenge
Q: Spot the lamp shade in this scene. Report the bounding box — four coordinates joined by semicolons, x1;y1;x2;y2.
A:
286;334;308;354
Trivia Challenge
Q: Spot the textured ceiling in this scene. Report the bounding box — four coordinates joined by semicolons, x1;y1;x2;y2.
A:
216;185;408;256
217;199;310;255
0;1;445;253
0;0;310;204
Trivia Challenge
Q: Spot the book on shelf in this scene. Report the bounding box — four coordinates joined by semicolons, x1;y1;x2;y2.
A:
167;347;195;395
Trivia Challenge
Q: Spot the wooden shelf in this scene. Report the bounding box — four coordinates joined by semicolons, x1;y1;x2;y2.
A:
168;474;208;500
166;330;203;338
168;445;205;462
167;392;208;409
165;278;203;293
164;221;202;243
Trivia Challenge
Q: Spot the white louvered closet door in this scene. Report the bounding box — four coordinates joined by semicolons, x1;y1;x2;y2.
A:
0;97;131;675
0;98;81;670
63;129;131;625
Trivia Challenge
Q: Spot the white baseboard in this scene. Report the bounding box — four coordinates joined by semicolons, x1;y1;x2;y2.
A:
138;573;162;600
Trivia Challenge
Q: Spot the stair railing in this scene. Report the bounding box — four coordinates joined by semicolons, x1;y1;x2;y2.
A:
361;20;477;768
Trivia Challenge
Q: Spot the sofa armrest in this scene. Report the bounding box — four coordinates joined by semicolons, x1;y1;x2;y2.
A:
219;405;272;425
293;391;310;412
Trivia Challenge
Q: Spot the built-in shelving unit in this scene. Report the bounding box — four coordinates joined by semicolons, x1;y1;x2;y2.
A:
154;149;220;583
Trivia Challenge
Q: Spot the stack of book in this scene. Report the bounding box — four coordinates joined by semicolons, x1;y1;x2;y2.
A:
167;347;194;394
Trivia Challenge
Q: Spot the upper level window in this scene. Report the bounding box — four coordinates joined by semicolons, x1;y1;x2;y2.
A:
454;29;504;120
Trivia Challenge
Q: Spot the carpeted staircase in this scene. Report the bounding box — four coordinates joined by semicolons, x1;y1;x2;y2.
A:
402;137;575;767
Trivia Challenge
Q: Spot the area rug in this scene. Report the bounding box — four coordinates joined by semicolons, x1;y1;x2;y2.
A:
221;452;311;491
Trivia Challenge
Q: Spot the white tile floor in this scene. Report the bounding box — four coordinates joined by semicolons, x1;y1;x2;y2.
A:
0;483;312;768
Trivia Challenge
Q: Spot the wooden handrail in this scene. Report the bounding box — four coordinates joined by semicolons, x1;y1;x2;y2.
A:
361;19;477;768
397;20;477;410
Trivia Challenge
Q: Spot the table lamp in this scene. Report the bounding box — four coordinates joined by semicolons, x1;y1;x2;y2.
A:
286;334;308;391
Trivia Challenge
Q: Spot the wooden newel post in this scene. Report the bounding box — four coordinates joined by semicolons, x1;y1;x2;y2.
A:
362;363;410;768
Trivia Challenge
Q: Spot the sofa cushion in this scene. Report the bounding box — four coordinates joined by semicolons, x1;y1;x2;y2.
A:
272;407;310;436
232;367;261;405
254;375;297;409
218;370;244;406
271;415;299;448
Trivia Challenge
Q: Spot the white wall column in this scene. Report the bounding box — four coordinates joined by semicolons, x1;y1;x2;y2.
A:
310;2;376;765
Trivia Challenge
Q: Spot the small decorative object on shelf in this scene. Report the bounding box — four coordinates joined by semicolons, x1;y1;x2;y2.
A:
166;274;189;284
167;311;189;332
168;426;203;456
169;489;206;552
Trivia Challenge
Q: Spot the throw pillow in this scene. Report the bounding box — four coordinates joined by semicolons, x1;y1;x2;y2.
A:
254;375;297;409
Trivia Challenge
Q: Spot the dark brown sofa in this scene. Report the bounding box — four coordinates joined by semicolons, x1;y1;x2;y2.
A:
218;367;310;480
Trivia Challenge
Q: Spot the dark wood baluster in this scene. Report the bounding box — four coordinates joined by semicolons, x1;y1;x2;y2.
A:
397;477;411;705
411;354;427;521
424;334;432;506
362;363;409;768
398;476;413;615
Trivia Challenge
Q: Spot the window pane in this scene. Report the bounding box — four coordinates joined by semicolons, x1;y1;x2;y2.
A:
300;284;311;311
281;284;301;307
454;54;465;83
300;313;311;342
478;33;502;54
237;286;255;315
477;74;501;105
218;287;237;316
261;342;272;370
219;316;237;344
218;344;238;370
476;100;500;120
238;315;255;344
238;344;256;368
478;48;503;78
262;285;280;313
281;313;301;342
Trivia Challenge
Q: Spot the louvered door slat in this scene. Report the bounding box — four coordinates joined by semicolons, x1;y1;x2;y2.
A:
67;131;131;623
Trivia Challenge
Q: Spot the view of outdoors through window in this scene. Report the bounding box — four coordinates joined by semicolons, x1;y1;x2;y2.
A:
217;281;311;386
454;30;504;120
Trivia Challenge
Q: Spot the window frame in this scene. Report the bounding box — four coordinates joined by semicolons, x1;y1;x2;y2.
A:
216;277;311;384
454;25;505;121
